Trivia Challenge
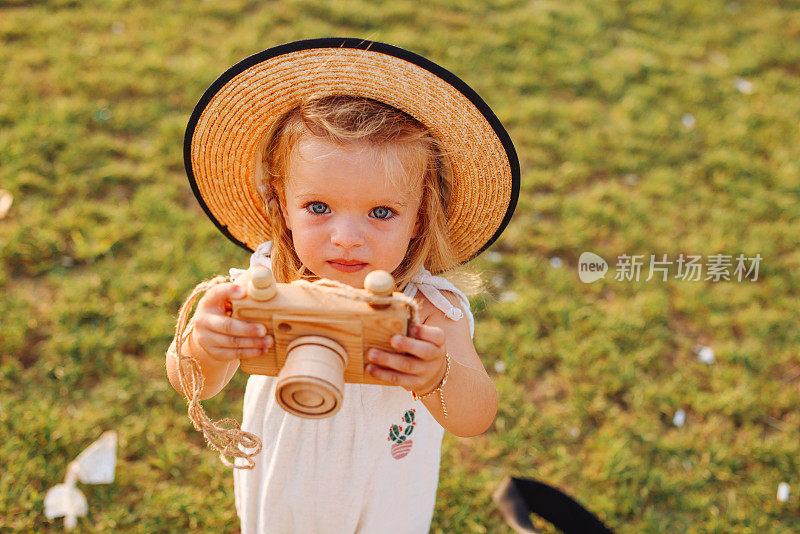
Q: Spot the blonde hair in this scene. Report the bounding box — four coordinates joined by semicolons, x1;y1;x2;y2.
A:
256;93;485;296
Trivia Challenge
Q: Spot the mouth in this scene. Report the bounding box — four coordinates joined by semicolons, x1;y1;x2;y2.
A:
327;260;368;273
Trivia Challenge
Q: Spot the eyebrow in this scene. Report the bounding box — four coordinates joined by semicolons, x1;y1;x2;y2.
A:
294;193;409;207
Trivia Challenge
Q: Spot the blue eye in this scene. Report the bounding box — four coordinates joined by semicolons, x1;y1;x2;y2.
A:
308;202;329;214
372;207;395;220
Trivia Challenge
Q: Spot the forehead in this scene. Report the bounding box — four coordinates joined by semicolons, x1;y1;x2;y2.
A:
286;136;423;200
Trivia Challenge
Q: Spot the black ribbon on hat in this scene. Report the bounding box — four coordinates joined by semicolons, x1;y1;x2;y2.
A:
493;476;615;534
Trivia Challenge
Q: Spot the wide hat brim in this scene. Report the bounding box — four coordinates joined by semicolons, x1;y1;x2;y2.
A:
184;37;519;273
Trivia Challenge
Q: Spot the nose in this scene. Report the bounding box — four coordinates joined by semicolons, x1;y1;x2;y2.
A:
330;219;364;249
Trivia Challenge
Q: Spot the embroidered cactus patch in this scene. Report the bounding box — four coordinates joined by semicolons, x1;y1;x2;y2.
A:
388;409;416;459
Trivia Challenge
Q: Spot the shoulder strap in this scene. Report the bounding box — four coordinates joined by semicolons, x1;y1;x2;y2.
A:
230;240;273;281
404;267;475;339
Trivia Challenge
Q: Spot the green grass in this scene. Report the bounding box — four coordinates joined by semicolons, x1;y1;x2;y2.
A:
1;0;799;532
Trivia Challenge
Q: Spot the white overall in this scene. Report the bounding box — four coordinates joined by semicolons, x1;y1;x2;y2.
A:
230;241;475;534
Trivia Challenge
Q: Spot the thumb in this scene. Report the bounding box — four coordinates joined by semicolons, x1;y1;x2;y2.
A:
197;282;245;313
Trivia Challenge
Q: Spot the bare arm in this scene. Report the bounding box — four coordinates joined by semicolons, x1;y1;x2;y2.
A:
165;322;240;400
416;292;498;437
165;282;273;401
365;291;498;437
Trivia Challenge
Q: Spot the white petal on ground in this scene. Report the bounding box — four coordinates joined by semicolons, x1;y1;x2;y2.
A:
710;52;730;68
673;409;686;427
623;173;639;186
493;360;506;373
499;291;518;303
0;190;12;219
681;113;696;129
735;77;754;94
486;251;503;263
43;431;117;529
549;257;563;269
694;345;715;364
44;482;87;530
698;346;715;364
778;482;790;502
73;431;118;484
491;275;505;288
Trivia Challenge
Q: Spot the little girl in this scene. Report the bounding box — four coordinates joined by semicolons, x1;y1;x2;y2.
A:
167;38;519;533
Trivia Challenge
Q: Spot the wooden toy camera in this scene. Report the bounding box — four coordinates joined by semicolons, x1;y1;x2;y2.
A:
231;266;411;419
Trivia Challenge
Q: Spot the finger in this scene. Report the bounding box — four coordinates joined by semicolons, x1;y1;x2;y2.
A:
365;361;417;388
408;323;446;347
202;314;267;338
367;348;423;376
204;346;267;361
204;331;274;350
389;333;440;361
197;283;246;313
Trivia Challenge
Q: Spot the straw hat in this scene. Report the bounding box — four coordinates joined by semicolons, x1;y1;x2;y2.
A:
184;37;519;271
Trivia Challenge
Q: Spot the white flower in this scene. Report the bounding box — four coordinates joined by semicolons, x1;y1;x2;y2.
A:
681;113;696;129
549;257;563;269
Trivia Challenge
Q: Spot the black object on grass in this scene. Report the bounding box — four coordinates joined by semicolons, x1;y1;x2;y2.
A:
493;476;615;534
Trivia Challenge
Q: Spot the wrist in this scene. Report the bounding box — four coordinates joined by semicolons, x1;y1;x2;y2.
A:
414;354;448;397
411;353;452;417
186;324;225;372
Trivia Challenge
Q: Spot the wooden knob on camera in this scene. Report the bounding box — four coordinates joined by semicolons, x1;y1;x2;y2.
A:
248;266;277;301
364;270;394;296
364;270;395;310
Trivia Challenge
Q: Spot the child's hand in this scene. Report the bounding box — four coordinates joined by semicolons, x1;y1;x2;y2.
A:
191;283;274;362
366;324;447;394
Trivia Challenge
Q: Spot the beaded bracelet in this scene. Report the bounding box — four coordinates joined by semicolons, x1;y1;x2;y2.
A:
411;353;452;417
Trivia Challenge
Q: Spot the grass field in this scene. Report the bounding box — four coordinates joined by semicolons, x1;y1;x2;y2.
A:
1;0;799;532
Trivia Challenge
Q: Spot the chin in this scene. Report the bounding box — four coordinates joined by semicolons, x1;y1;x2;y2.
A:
339;275;366;289
321;267;364;287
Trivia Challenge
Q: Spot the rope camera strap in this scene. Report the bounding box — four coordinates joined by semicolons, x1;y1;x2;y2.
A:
169;276;262;469
293;278;421;324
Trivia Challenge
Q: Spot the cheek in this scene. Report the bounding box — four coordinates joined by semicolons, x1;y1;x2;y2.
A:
384;234;413;263
291;227;320;252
